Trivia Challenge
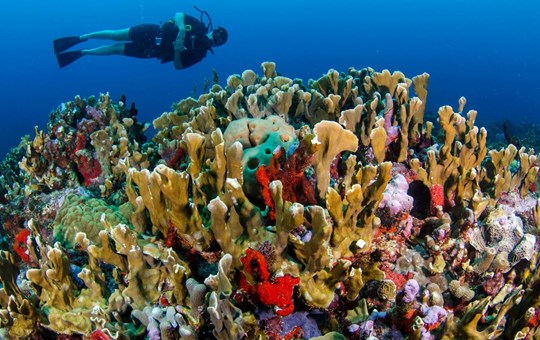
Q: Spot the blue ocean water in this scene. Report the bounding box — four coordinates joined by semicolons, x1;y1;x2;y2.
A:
1;0;539;158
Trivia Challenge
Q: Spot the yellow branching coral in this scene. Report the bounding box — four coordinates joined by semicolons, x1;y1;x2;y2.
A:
111;225;165;309
312;120;359;198
208;196;244;264
77;229;127;272
371;69;408;97
289;205;332;273
261;61;277;79
359;97;379;147
0;251;25;304
194;128;228;198
26;245;101;335
410;105;490;219
370;118;387;165
205;254;246;340
26;245;75;311
327;162;392;257
226;74;243;90
208;179;266;267
312;69;340;97
397;96;424;162
183;129;206;180
225;89;245;119
481;145;539;198
0;251;37;338
241;69;258;86
126;164;210;250
442;293;521;339
270;84;296;118
225;141;244;184
411;72;429;132
299;259;362;309
270;180;305;260
338;103;363;133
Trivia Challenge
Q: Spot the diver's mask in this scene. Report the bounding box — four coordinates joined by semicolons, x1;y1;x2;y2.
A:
211;27;228;46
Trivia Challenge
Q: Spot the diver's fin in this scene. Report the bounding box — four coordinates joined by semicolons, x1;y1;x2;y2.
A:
56;50;83;68
53;36;83;54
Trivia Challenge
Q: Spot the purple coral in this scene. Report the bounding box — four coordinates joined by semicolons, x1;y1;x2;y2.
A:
281;311;321;338
383;93;399;146
421;305;447;328
401;279;420;303
379;174;414;215
356;319;374;337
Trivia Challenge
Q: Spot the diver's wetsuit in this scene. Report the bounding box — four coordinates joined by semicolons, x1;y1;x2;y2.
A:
124;14;212;68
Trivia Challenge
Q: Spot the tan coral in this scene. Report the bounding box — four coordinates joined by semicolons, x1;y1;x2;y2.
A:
327;162;392;257
397;96;424;162
299;259;359;309
289;205;333;273
371;69;408;97
205;254;246;340
208;179;266;267
312;120;359;198
26;245;102;335
0;251;37;338
338;103;363;133
411;72;429;133
126;164;210;250
369;118;387;164
261;61;276;78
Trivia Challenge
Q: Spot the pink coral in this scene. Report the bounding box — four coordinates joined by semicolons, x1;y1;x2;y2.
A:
383;93;399;147
430;183;444;214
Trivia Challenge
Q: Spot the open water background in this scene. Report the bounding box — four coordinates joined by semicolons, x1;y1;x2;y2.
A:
1;0;539;157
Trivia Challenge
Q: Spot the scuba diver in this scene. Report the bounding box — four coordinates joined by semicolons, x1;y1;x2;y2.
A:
53;7;228;69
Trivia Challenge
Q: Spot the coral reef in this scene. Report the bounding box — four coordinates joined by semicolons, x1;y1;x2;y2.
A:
1;62;540;339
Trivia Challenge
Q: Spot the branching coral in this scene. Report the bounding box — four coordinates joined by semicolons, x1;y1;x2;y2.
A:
312;120;359;198
19;94;151;197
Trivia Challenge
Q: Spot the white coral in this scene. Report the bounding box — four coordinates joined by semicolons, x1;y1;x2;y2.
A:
510;234;536;265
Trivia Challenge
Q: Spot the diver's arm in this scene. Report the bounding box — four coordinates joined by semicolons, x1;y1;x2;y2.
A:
173;50;184;69
173;12;186;69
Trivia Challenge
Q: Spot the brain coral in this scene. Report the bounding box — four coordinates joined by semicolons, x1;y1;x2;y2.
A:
52;193;131;248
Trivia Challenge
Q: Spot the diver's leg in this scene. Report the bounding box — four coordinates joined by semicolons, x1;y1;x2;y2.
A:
81;43;126;56
54;28;131;54
80;28;130;41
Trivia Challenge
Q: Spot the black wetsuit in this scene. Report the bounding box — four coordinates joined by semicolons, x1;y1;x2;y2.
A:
123;14;212;68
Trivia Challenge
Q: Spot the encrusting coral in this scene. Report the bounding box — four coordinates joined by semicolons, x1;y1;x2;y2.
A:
1;62;540;339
